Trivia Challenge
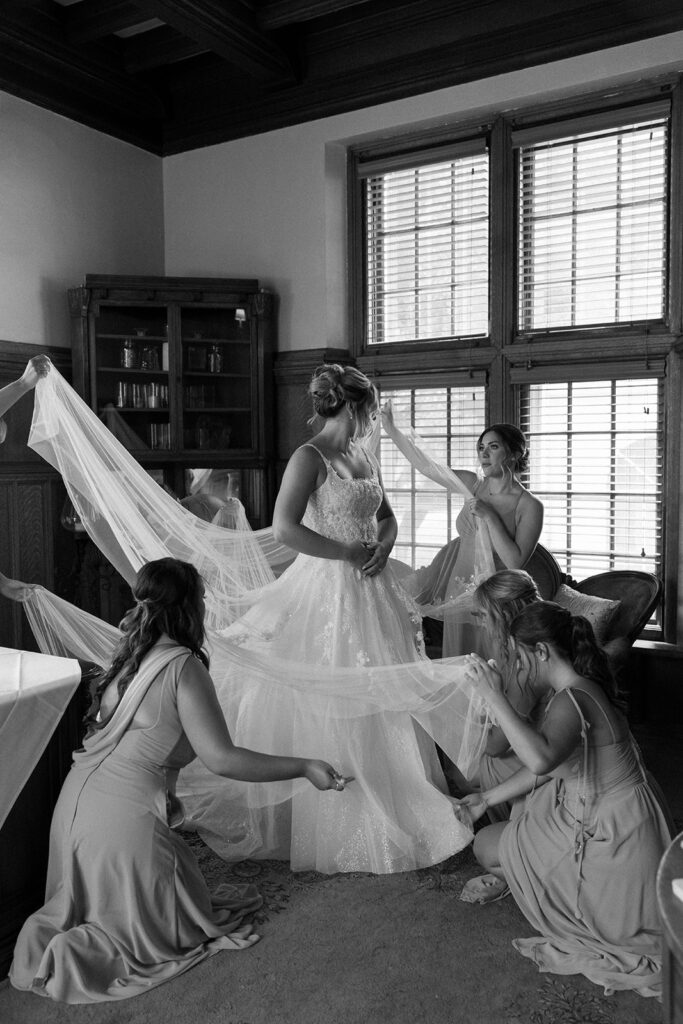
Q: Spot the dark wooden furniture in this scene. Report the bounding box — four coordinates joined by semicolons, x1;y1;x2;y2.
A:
0;341;76;652
658;830;683;1023
68;275;277;529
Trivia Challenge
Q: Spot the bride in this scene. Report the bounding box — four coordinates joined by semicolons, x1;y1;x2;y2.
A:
9;361;488;876
179;364;473;873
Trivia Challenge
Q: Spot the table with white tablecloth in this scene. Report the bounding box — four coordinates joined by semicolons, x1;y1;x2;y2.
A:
0;647;81;830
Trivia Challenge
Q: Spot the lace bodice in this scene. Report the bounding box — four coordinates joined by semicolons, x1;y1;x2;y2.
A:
301;444;382;544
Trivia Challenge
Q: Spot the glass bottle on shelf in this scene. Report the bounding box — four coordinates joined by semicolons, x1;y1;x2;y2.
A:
121;338;138;368
208;344;223;373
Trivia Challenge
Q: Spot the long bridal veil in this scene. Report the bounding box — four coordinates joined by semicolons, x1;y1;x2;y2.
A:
18;366;493;853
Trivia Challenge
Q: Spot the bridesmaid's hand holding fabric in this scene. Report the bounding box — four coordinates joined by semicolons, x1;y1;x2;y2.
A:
0;572;36;602
454;792;489;824
305;760;354;792
380;400;396;437
20;354;51;391
464;652;506;703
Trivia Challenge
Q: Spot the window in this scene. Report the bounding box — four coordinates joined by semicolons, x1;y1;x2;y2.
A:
361;143;489;345
379;382;486;568
516;376;663;612
516;109;669;332
352;86;679;639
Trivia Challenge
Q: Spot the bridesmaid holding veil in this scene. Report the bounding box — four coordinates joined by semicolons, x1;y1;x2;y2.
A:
381;406;544;657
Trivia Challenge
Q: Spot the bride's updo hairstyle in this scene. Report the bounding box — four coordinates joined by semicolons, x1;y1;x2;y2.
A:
308;363;378;437
509;600;617;703
478;423;529;475
85;558;209;733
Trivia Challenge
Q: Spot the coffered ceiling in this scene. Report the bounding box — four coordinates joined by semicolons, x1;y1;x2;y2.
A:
2;0;683;155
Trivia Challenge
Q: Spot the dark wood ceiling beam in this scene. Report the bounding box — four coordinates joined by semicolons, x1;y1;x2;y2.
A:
258;0;374;30
0;4;165;149
123;25;206;72
63;1;153;43
162;0;683;153
131;0;295;81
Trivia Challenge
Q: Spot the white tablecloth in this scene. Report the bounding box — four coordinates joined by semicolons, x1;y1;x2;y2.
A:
0;646;81;830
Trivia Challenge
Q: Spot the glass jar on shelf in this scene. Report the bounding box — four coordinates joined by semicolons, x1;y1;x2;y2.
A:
140;345;160;370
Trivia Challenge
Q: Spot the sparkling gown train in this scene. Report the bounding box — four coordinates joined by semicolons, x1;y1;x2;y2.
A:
178;444;474;874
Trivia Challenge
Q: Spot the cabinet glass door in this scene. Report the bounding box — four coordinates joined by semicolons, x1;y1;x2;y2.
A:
179;304;253;453
91;303;170;452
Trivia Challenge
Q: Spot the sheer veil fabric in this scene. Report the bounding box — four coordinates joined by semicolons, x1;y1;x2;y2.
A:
20;367;492;872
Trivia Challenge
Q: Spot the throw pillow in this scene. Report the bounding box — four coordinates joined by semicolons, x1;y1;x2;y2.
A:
553;584;621;643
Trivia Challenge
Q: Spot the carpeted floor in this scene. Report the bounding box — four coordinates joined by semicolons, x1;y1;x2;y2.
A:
1;721;677;1024
0;831;666;1024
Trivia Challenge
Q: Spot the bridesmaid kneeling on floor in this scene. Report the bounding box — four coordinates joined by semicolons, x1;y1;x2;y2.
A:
457;600;671;999
10;557;346;1005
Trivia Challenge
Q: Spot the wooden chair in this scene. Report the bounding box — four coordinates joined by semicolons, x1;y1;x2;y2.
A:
572;570;662;646
523;543;563;600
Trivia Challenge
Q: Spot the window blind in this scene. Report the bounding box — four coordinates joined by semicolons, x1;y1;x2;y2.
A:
517;377;663;609
379;382;486;568
518;117;668;332
364;148;489;345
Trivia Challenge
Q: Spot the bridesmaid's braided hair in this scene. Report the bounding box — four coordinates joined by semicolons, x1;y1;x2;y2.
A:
308;364;378;435
85;558;209;732
509;601;617;703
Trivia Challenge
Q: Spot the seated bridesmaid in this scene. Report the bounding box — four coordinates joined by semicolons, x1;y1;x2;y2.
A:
458;601;671;998
10;557;347;1004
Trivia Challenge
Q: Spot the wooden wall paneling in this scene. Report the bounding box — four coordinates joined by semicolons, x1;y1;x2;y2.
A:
273;347;351;482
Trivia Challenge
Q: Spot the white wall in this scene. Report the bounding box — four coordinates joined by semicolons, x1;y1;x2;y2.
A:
0;93;164;350
163;31;683;353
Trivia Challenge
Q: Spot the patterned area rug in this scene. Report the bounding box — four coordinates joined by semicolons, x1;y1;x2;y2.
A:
182;833;662;1024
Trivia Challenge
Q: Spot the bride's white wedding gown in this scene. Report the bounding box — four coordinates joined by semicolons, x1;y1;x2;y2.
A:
21;369;485;877
178;444;473;873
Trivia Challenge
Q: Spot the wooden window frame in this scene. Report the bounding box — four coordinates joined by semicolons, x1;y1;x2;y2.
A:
348;76;683;642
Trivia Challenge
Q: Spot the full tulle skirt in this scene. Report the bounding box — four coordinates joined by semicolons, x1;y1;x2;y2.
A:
178;553;478;874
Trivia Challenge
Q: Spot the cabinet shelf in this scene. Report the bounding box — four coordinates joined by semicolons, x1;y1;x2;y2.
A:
181;337;251;346
69;274;276;530
185;406;250;413
183;371;250;379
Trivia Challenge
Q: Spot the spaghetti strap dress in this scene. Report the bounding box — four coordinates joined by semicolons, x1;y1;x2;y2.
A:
499;686;670;998
10;639;262;1004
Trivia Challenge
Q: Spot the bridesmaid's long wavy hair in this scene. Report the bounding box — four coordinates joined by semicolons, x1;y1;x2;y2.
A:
308;363;378;438
509;600;617;703
85;558;208;732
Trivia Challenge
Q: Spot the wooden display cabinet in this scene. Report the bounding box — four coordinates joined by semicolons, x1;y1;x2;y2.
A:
68;275;276;528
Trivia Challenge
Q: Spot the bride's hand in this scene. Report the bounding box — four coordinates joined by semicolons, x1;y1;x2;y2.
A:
305;760;354;792
361;539;389;577
464;652;505;699
345;540;370;571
